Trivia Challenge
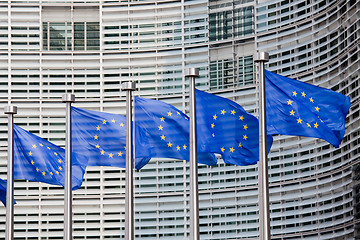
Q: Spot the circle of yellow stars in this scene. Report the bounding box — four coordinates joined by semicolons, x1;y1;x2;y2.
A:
288;91;323;128
94;119;126;158
158;110;189;151
211;108;248;154
28;143;64;177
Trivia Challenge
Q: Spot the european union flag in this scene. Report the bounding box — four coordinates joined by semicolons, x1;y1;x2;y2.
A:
0;179;7;206
71;107;150;170
265;70;351;147
196;89;273;166
134;96;217;166
13;124;86;190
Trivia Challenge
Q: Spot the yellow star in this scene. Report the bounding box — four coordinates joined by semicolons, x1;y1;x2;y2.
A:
238;143;242;148
120;123;124;127
158;125;163;131
103;120;107;124
111;119;116;123
167;142;172;147
176;146;180;151
307;123;311;128
94;135;99;140
229;147;235;153
124;146;126;150
212;133;215;137
239;116;244;121
287;100;293;105
50;172;53;175
36;168;39;172
231;110;236;115
221;109;226;115
31;160;34;165
118;152;123;157
167;111;172;116
177;111;181;115
160;135;166;140
160;117;165;122
101;150;105;155
301;92;306;97
185;117;188;120
292;91;297;96
32;144;37;148
58;166;62;170
297;118;302;124
290;110;295;116
42;171;46;176
47;147;51;150
221;147;225;152
56;171;59;175
213;114;217;120
96;126;101;131
315;106;320;112
39;143;43;147
243;135;248;140
309;97;314;103
243;125;248;130
28;151;33;156
314;122;319;128
109;153;113;158
96;144;100;148
54;152;58;156
211;123;215;128
58;159;62;163
183;145;187;150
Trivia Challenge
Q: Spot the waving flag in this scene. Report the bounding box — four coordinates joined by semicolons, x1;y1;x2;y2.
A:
196;89;273;166
71;107;150;170
0;179;8;206
265;70;351;147
134;96;217;166
13;125;86;190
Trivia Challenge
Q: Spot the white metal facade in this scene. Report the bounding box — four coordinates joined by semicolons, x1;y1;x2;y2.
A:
0;0;358;239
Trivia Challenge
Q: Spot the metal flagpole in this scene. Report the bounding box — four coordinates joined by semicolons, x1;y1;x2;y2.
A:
185;68;200;240
254;52;270;240
4;105;17;240
62;94;75;240
122;82;136;240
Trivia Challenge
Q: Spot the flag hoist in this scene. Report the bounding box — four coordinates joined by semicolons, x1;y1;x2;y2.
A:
4;105;17;240
185;68;200;240
122;82;136;240
62;94;75;240
254;52;271;240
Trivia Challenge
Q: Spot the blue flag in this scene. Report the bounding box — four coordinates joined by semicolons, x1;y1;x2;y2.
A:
196;89;273;166
13;124;86;190
71;107;150;170
265;70;351;147
134;96;217;166
0;179;7;206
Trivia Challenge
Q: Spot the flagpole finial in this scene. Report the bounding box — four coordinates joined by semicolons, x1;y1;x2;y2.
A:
62;94;75;103
254;52;269;62
122;82;136;91
4;106;17;114
185;68;199;78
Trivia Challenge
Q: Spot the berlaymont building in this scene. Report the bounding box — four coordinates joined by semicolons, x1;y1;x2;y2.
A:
0;0;359;239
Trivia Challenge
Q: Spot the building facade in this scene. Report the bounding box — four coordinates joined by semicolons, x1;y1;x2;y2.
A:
0;0;358;239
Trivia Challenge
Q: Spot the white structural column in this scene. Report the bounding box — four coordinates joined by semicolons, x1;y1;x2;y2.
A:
4;105;17;240
122;82;136;240
62;94;75;240
254;52;270;240
185;68;200;240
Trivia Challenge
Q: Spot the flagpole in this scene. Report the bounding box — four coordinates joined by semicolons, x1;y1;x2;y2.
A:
185;68;200;240
122;82;136;240
254;52;270;240
62;94;75;240
4;105;17;240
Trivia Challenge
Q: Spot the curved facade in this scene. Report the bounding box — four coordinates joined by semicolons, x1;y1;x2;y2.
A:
0;0;358;239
